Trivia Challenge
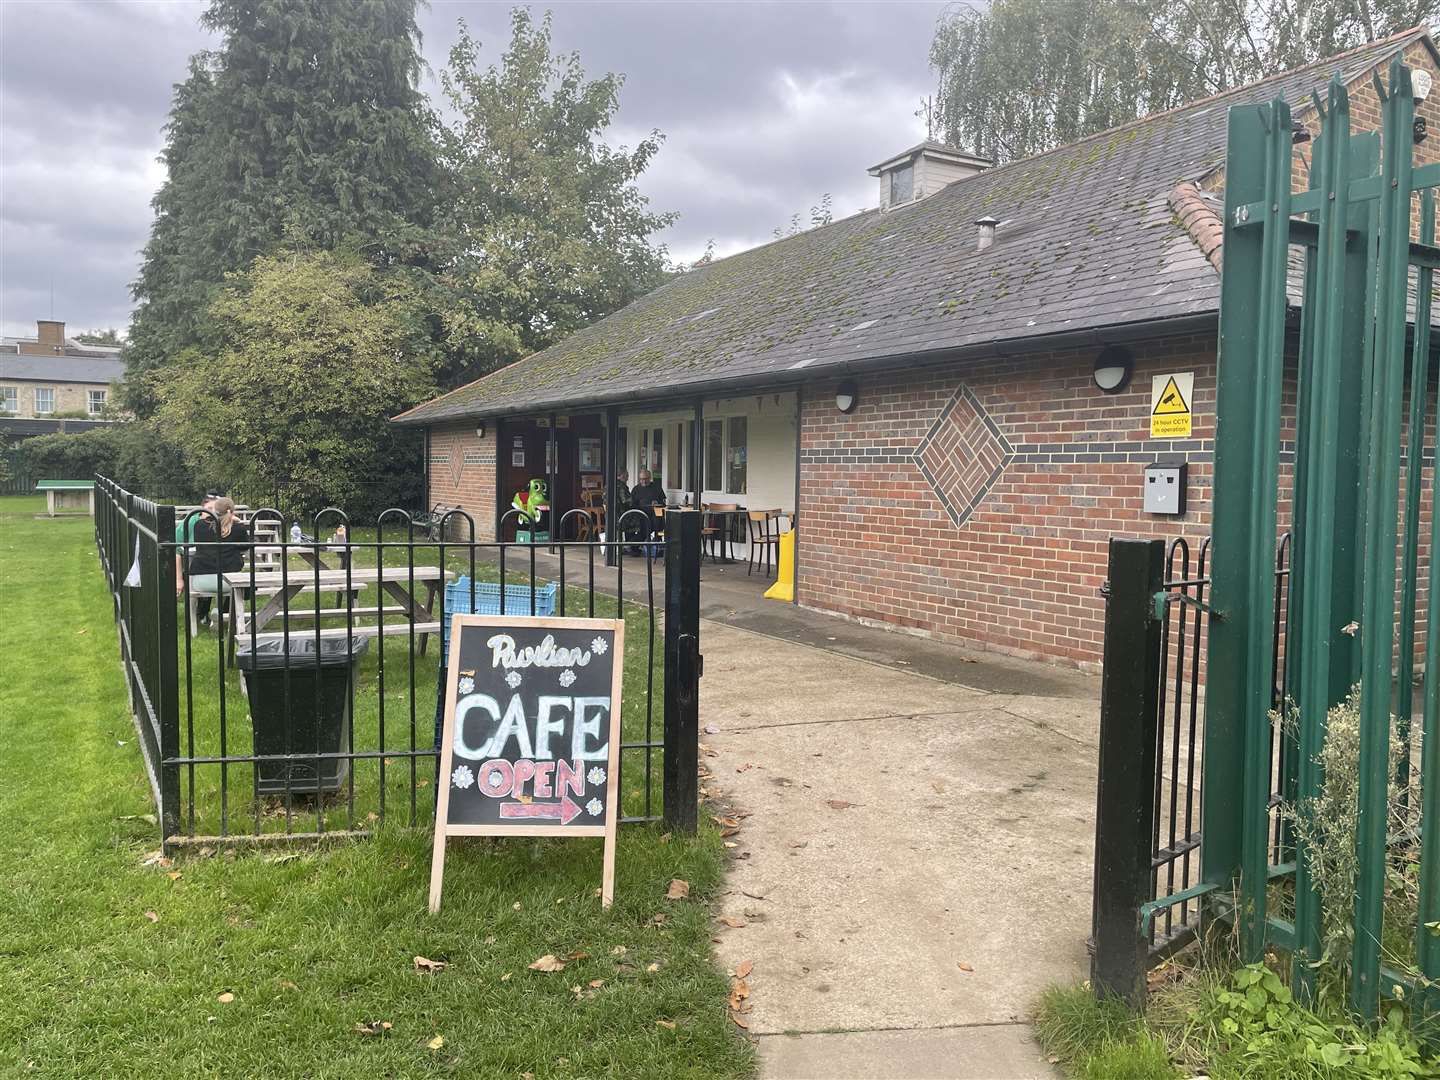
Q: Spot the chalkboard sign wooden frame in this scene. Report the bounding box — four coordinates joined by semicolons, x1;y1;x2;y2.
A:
428;614;626;912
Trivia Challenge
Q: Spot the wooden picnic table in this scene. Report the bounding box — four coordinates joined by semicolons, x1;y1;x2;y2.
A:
221;564;453;662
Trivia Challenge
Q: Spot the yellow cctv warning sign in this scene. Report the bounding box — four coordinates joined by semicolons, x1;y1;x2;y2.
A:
1151;372;1193;438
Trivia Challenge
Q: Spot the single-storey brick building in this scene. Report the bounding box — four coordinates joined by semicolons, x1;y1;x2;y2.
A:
394;28;1440;670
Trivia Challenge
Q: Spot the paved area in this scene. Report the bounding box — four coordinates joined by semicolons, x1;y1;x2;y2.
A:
696;611;1100;1080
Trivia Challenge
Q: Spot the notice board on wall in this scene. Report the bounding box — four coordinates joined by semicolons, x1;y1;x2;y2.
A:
428;615;624;912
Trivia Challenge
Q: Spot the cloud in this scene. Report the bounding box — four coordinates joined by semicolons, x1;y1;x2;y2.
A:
1;0;945;336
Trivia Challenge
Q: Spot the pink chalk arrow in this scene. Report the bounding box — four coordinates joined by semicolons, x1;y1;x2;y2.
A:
499;795;583;825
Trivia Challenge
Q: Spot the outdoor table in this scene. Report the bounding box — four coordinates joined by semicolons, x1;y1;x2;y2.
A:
247;544;350;571
35;480;95;517
699;506;749;564
221;564;454;663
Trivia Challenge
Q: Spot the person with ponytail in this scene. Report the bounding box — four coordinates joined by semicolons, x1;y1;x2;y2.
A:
175;495;251;628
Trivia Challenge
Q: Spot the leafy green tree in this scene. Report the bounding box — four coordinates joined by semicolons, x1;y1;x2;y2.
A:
126;0;442;401
930;0;1438;164
434;10;676;383
155;249;437;517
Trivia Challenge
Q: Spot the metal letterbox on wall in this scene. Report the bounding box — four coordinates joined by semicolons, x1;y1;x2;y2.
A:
1143;463;1187;515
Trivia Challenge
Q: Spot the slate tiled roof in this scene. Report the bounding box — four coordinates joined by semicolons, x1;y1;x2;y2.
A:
0;353;126;384
396;28;1434;425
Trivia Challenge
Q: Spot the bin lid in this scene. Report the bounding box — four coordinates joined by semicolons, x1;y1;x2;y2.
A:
235;635;370;670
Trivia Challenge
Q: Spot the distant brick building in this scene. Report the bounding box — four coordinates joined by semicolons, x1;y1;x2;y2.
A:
1;319;125;421
395;29;1440;670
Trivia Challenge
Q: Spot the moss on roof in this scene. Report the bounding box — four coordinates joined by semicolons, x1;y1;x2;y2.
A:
396;28;1432;425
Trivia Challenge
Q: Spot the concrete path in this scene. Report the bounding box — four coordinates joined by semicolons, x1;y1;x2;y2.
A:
696;616;1100;1080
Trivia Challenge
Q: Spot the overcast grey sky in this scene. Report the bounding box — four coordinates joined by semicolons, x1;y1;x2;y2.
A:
0;0;947;339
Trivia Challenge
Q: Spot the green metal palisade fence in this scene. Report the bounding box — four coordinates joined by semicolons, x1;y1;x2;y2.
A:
1204;60;1440;1020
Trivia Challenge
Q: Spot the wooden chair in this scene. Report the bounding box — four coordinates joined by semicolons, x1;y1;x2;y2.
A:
747;510;781;577
576;489;603;542
702;503;738;562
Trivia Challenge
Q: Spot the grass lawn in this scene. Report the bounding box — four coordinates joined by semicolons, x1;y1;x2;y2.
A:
0;497;753;1079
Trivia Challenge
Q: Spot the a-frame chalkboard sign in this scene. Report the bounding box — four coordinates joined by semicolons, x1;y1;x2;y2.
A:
429;615;625;912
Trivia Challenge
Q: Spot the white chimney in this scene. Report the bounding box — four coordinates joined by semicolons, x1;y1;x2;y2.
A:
868;141;991;211
975;216;999;251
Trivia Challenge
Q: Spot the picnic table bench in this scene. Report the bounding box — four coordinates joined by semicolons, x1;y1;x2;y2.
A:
221;565;453;663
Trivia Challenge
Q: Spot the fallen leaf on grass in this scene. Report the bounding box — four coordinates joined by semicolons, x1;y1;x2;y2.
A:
565;950;591;961
279;979;298;991
354;1020;393;1036
711;815;740;828
588;979;605;989
655;1019;677;1030
216;992;234;1004
166;871;182;882
426;1034;444;1051
500;972;513;982
144;910;159;923
825;799;857;810
528;954;565;973
610;945;628;957
140;850;171;868
665;878;690;900
413;956;447;973
957;962;974;973
122;814;159;826
76;627;88;635
196;846;215;858
646;962;660;974
717;916;747;929
735;960;753;979
648;913;668;927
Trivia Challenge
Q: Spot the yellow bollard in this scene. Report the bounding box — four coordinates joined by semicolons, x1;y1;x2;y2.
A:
764;527;796;602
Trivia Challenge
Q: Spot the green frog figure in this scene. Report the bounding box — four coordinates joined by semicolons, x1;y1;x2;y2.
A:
512;478;550;541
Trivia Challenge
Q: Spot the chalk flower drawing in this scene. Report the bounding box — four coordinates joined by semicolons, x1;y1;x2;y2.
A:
590;636;608;656
558;669;576;687
486;769;507;790
505;670;523;689
457;675;475;696
587;766;607;785
452;765;475;790
586;798;603;817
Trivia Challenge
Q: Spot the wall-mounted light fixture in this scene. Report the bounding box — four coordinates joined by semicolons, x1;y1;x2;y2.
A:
1092;344;1134;394
835;378;859;413
475;422;486;438
1415;69;1433;143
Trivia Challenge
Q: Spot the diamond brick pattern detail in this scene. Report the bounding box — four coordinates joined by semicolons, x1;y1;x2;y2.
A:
914;385;1015;529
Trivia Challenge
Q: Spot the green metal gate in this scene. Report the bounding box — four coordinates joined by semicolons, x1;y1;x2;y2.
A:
1204;59;1440;1019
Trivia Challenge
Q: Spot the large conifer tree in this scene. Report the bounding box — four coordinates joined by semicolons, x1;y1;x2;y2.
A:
126;0;440;397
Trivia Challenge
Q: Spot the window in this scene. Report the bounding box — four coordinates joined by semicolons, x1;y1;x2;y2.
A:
87;389;107;416
34;388;54;415
650;427;663;481
727;416;747;495
0;387;16;413
889;163;914;205
705;420;723;490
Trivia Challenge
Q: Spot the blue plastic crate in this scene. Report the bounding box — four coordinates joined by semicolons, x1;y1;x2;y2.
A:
441;577;558;654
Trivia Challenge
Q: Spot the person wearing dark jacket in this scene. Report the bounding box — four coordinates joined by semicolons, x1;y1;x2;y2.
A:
627;470;667;554
175;496;251;626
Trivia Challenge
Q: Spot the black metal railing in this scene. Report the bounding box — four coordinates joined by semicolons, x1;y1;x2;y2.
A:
95;475;702;851
1091;531;1291;1004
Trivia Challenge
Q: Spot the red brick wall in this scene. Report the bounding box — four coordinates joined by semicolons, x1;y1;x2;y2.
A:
426;422;498;540
797;335;1221;669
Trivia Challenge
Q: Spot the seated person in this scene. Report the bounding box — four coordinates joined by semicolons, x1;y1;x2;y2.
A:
175;496;251;627
627;469;667;551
